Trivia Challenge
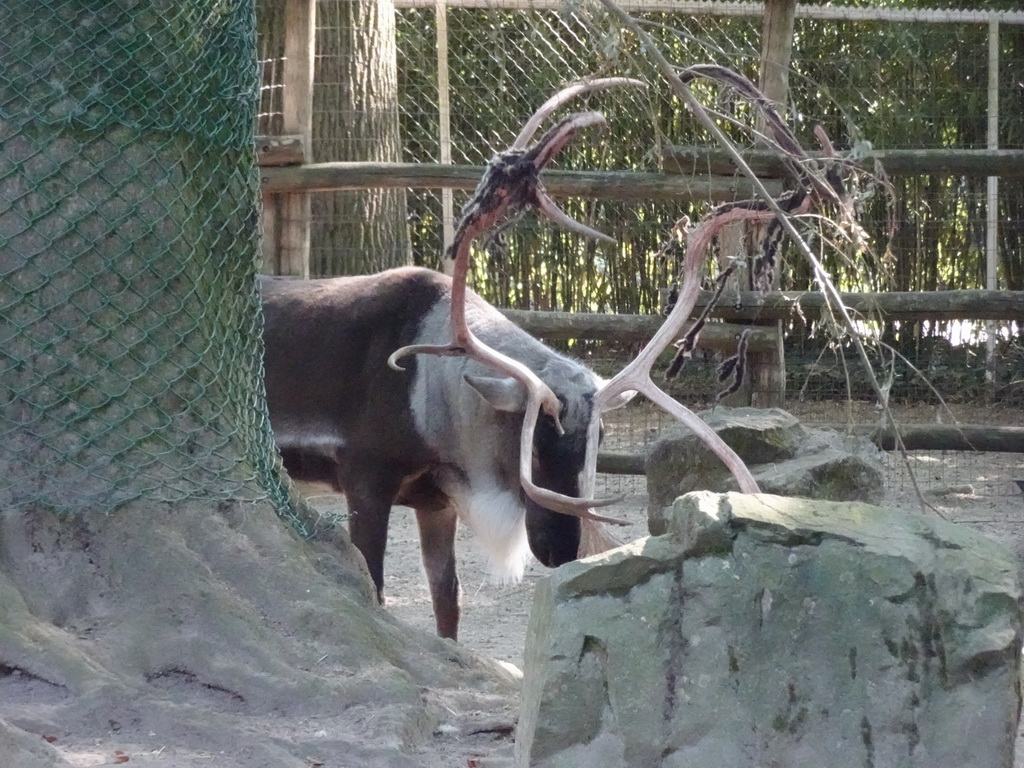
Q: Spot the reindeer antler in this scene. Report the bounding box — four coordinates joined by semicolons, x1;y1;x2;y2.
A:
388;77;645;524
584;204;767;504
679;65;849;206
581;66;852;517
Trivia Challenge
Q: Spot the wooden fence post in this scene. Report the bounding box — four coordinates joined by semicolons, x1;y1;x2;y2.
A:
717;0;795;408
747;0;796;408
260;0;315;278
716;222;754;406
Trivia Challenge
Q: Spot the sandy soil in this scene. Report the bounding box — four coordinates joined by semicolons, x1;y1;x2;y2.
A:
361;403;1024;669
364;452;1024;665
3;402;1021;768
293;447;1024;766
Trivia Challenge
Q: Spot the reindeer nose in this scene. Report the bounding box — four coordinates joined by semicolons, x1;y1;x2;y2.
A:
530;533;574;568
525;504;580;568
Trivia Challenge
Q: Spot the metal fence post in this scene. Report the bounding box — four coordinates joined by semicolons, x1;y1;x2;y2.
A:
985;18;1000;398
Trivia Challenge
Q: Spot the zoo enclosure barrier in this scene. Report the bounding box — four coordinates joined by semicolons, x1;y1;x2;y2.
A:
1;0;295;519
255;0;1024;411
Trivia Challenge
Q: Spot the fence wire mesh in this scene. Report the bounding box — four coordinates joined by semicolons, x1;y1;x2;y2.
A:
1;0;295;522
395;2;1023;407
256;1;1024;424
390;5;1024;290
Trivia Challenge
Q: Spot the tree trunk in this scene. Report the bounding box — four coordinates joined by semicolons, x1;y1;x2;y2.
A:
0;3;510;764
310;0;409;275
0;0;283;514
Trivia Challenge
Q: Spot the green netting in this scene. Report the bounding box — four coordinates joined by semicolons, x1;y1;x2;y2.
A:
0;0;296;523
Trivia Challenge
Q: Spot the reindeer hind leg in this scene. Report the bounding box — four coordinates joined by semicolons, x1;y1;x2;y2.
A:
396;472;461;640
343;470;399;607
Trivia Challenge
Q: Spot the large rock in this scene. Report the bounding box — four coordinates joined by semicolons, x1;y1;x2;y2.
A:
517;493;1023;768
0;501;519;768
646;407;884;534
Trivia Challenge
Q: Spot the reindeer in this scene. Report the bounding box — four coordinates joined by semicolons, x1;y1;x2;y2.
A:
262;80;640;641
262;265;635;640
264;70;844;641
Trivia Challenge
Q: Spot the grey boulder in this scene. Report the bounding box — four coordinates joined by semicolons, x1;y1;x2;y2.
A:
646;407;885;534
517;492;1023;768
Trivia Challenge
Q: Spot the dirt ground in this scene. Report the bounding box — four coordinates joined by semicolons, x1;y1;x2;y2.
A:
291;401;1024;765
6;402;1021;768
357;402;1024;668
378;458;1024;651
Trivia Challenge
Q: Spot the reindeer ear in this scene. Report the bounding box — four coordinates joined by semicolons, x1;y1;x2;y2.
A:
464;373;528;413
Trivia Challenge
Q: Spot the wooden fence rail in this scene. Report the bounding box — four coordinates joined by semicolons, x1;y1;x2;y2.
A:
258;151;1024;201
597;423;1024;475
499;309;778;352
502;293;1020;410
686;289;1024;323
500;289;1023;344
662;147;1024;179
259;160;777;203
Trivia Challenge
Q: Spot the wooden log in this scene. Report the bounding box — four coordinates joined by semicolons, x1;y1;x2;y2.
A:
663;146;1024;179
498;309;779;353
693;288;1024;322
596;451;646;475
825;423;1024;453
595;423;1024;476
260;161;781;202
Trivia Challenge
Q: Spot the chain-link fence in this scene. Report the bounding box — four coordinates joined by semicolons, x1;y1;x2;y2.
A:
1;1;294;521
255;1;1024;410
390;3;1024;290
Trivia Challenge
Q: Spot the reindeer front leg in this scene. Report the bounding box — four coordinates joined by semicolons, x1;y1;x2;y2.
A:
414;506;460;641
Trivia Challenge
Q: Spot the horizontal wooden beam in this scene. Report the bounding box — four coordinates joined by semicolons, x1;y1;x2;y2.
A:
596;423;1024;474
828;423;1024;453
663;146;1024;179
691;289;1024;323
259;161;780;202
497;290;1020;348
499;309;778;352
596;451;647;475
